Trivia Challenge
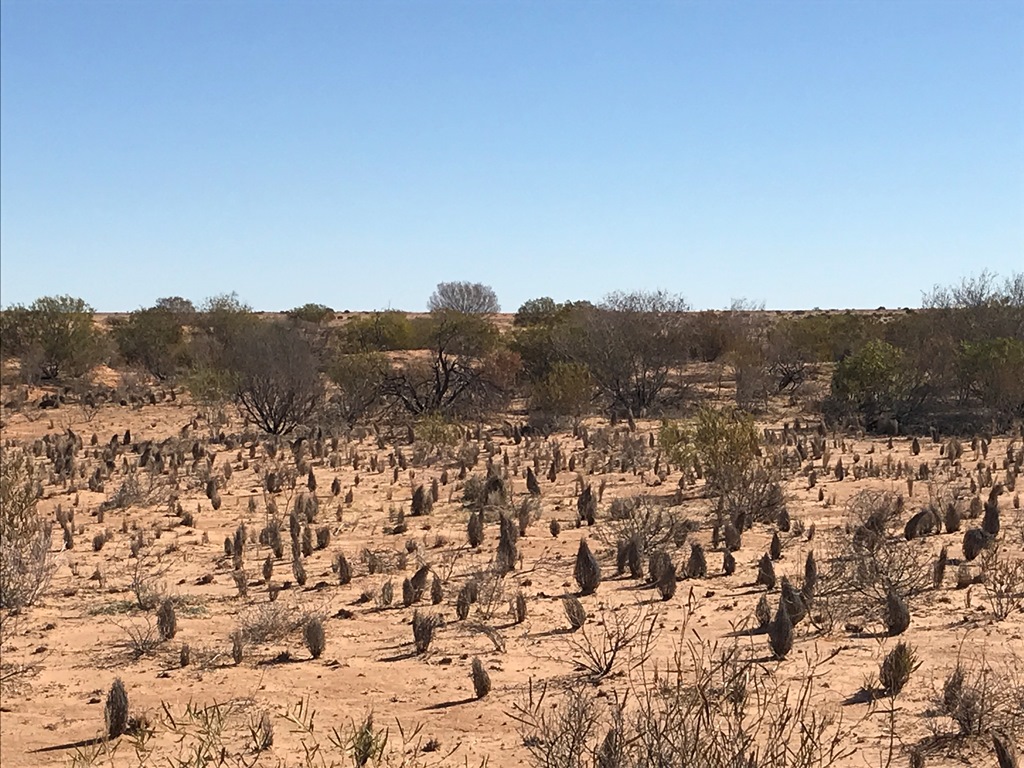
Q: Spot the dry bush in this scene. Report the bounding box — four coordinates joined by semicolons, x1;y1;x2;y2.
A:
0;448;54;611
809;518;931;633
412;610;442;654
566;603;658;681
600;495;693;557
980;547;1024;620
113;615;162;659
156;598;177;641
510;681;599;768
513;635;854;768
239;599;321;644
718;461;787;527
935;649;1024;741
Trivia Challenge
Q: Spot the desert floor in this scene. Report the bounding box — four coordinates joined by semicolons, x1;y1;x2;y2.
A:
1;379;1022;768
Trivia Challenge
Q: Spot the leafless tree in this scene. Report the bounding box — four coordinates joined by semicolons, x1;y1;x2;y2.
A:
427;281;500;314
229;322;323;434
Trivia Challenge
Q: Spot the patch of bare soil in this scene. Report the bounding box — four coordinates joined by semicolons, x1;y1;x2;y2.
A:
1;386;1021;768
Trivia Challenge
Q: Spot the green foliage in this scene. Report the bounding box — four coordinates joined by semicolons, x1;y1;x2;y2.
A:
415;412;463;447
0;305;32;357
957;337;1024;415
829;339;925;427
773;312;880;363
339;311;414;352
153;296;196;317
514;297;571;327
195;292;256;349
111;306;188;379
324;351;386;426
1;295;102;379
287;303;335;324
510;323;571;381
530;362;593;424
183;365;238;406
661;406;760;495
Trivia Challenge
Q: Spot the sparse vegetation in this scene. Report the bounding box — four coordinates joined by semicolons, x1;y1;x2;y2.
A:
1;277;1022;767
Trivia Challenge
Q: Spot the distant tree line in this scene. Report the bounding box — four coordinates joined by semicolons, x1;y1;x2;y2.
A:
1;273;1021;435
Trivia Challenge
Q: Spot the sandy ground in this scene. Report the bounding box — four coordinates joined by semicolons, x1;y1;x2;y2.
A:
1;383;1022;767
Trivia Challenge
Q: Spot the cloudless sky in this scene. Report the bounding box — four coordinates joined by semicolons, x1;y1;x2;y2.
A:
1;1;1022;312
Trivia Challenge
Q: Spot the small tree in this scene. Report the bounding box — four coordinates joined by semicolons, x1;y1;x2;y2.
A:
827;339;929;430
2;295;101;379
339;311;414;352
557;291;690;416
111;304;188;379
427;281;500;314
661;406;760;497
513;297;562;327
381;310;509;417
530;362;594;428
229;322;323;434
324;352;386;427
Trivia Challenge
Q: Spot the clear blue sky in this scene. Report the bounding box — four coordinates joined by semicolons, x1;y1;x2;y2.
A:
2;1;1021;312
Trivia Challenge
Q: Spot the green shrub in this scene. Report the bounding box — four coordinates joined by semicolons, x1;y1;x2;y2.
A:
827;339;926;428
661;406;760;497
530;362;594;425
2;295;103;379
287;303;335;324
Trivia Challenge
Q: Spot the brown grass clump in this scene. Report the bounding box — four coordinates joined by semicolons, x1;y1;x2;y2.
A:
467;510;484;548
105;678;129;738
512;590;527;624
685;542;707;579
471;657;491;699
304;617;326;659
780;578;806;625
574;539;601;595
657;557;677;601
412;610;441;654
963;527;989;561
879;641;920;695
885;588;910;635
723;549;736;576
333;551;352;585
229;631;244;665
767;599;793;659
563;596;587;631
756;553;776;590
156;598;177;641
497;514;519;575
